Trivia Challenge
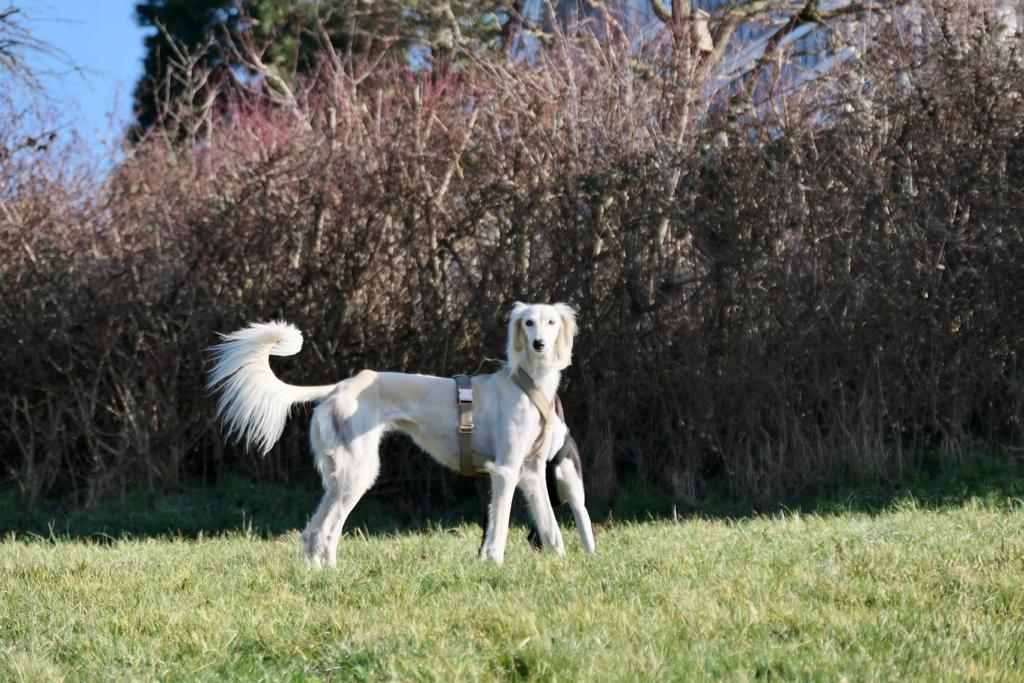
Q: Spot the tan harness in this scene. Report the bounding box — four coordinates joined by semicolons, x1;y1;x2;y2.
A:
452;368;558;476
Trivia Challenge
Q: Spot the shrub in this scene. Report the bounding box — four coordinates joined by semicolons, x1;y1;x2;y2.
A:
2;0;1022;509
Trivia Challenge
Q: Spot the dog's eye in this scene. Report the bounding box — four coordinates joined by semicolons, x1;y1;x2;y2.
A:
524;320;533;327
547;320;555;325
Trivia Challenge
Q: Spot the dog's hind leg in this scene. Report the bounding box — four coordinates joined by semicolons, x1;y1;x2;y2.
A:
302;407;341;566
304;395;383;567
302;486;340;567
320;432;382;567
305;453;380;567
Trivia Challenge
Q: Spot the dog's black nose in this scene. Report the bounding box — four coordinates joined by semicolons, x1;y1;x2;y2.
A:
533;339;545;351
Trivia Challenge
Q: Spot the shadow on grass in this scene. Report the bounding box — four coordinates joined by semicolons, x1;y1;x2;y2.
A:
3;455;1022;542
0;475;495;542
610;454;1024;523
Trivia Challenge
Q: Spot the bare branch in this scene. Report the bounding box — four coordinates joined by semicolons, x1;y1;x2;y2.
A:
673;0;692;22
500;0;526;55
650;0;672;24
583;0;629;46
0;6;75;90
733;0;891;101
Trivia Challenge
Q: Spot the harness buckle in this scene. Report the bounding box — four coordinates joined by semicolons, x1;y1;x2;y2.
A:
458;388;474;403
458;422;474;434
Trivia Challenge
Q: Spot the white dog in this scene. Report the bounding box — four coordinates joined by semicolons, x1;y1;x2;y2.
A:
208;302;595;565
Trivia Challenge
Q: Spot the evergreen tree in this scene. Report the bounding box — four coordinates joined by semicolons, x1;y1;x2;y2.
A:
131;0;519;133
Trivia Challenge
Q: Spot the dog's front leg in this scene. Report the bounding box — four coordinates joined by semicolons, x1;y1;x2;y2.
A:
481;463;519;565
519;457;565;556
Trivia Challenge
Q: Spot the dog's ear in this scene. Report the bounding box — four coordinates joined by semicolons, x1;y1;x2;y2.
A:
507;302;528;364
553;303;577;369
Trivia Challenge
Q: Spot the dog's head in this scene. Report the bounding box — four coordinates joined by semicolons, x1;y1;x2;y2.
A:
506;302;577;373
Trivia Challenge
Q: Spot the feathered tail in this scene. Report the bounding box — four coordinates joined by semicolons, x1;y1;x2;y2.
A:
207;321;335;454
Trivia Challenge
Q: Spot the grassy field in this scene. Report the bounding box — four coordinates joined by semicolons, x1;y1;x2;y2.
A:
2;470;1024;681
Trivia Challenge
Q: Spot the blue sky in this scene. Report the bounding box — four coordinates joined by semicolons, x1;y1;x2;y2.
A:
20;0;148;152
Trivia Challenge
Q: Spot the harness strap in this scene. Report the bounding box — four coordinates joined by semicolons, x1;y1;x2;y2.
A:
453;374;478;476
452;368;560;476
511;367;556;461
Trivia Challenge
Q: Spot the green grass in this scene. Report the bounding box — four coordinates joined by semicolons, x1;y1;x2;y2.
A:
3;488;1024;681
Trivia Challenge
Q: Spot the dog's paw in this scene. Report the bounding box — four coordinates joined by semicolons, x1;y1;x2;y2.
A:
303;529;329;565
479;545;505;565
546;532;565;557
